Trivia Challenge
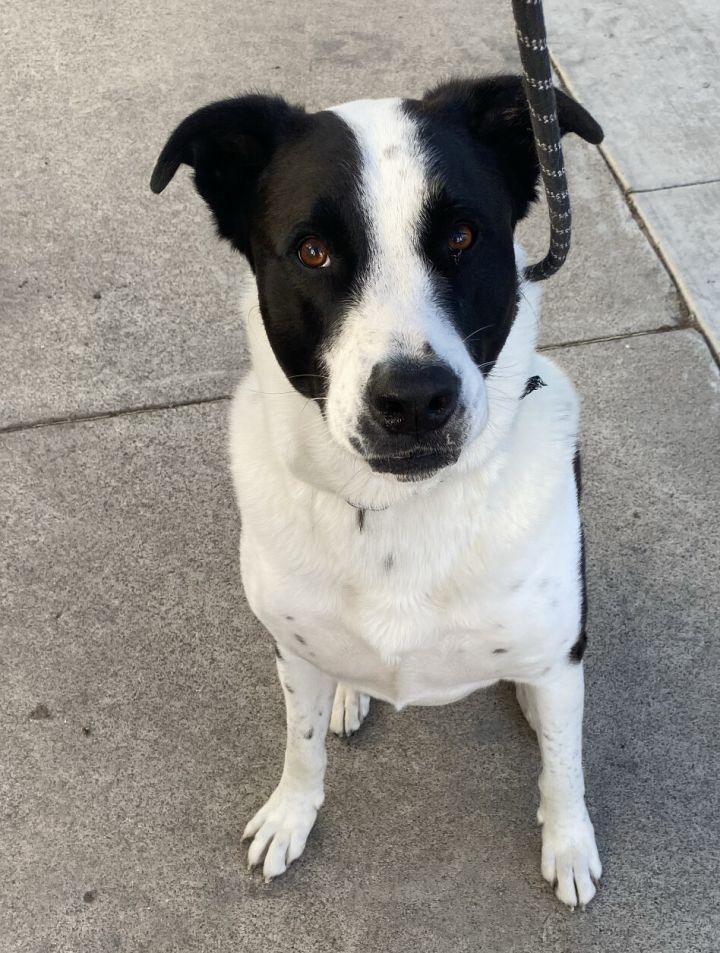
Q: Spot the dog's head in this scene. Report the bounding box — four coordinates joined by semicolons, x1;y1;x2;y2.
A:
152;77;601;483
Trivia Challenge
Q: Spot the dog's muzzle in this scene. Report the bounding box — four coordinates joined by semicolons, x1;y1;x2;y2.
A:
357;359;464;479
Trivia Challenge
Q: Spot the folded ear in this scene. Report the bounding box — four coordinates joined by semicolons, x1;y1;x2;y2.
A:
150;94;305;257
420;75;603;224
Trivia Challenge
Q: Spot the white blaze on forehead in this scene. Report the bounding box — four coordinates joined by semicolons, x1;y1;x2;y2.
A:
323;98;488;459
329;98;435;311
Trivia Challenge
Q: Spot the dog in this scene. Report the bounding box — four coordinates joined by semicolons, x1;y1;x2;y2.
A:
151;75;604;908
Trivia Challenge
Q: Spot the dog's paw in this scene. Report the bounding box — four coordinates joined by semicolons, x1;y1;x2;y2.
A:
539;808;602;909
242;783;323;881
330;683;370;737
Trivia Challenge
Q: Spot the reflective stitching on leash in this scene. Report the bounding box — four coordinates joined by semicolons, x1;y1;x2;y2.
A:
512;0;572;281
515;29;548;51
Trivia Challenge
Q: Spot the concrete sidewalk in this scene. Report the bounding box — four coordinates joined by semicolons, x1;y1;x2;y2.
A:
546;0;720;352
2;2;719;951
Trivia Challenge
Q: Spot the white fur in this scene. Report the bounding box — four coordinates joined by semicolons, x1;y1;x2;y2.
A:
324;99;487;455
232;98;600;906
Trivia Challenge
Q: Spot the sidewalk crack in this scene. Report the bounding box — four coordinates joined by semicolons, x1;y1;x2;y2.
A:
631;177;720;195
540;324;689;352
0;394;232;436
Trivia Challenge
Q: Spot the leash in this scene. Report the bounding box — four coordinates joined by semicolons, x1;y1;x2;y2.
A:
512;0;570;282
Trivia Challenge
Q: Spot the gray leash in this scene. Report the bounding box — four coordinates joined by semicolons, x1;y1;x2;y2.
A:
512;0;570;282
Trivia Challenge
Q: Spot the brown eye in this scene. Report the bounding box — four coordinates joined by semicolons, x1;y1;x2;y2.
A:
298;236;330;268
448;223;474;252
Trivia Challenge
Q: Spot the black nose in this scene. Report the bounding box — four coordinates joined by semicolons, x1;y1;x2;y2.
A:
367;360;460;436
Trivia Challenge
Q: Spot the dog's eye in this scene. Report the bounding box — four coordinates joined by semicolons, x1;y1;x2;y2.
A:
447;224;474;253
298;236;330;269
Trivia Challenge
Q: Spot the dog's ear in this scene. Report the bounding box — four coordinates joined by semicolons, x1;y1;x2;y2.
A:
420;75;603;224
150;94;305;258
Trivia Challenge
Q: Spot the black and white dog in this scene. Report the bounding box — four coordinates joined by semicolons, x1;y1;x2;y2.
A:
152;76;604;908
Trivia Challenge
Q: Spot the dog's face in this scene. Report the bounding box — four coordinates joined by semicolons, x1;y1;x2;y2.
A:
152;77;601;481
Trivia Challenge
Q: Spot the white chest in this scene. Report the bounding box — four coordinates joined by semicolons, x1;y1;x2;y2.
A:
240;492;581;709
230;348;582;710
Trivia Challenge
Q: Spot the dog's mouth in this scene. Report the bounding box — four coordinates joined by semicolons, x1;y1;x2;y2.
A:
366;448;460;481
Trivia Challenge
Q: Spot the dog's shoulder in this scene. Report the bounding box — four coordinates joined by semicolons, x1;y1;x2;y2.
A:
513;352;580;462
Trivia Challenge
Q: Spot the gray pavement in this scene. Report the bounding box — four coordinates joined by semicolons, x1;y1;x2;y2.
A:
2;1;719;951
546;0;720;351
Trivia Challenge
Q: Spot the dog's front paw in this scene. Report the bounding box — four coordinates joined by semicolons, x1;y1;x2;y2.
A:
242;782;323;881
330;683;370;737
539;808;602;909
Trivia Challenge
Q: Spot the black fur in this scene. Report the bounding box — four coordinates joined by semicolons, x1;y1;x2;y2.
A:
521;375;546;398
569;448;588;664
406;76;601;372
151;78;600;404
152;98;368;402
151;96;305;257
569;631;587;664
413;76;602;224
573;448;583;498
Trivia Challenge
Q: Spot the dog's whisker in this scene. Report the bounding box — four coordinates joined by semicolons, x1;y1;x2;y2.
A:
248;388;324;403
286;372;330;383
460;325;494;346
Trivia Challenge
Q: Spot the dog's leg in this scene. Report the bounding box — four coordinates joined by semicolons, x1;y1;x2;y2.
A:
330;684;371;738
517;665;602;909
515;681;540;734
243;650;336;880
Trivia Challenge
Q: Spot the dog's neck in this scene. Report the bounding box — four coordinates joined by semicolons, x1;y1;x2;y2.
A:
240;256;541;511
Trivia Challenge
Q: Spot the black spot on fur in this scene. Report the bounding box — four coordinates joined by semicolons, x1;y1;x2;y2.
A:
274;644;283;660
294;633;306;645
576;527;588;639
29;703;52;720
285;683;294;694
304;727;314;740
83;890;97;904
357;508;366;532
521;375;546;399
284;615;294;621
383;554;395;572
492;648;508;655
571;446;588;663
575;467;587;634
573;448;583;499
569;631;587;664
